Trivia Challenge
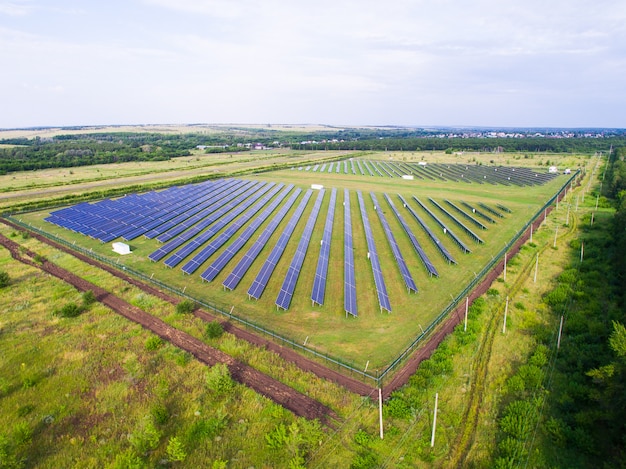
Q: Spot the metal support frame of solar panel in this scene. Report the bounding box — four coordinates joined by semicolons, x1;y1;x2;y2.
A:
247;189;313;300
143;179;236;239
478;202;505;218
180;183;283;274
276;189;325;310
384;193;439;277
357;191;392;313
155;179;249;242
444;200;488;230
222;188;303;290
460;201;496;224
200;185;295;282
412;196;472;254
428;198;484;244
370;192;418;293
148;180;262;262
167;182;275;269
311;188;337;306
343;190;357;317
496;203;512;213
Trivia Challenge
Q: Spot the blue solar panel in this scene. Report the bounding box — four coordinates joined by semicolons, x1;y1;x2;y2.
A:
384;194;439;277
343;189;357;316
428;198;484;244
165;182;274;269
356;191;391;313
443;199;487;231
180;183;283;274
398;195;456;264
222;188;302;290
247;190;313;300
460;201;496;224
200;185;294;282
412;196;471;254
311;188;337;306
327;162;334;173
148;180;261;262
276;189;325;310
370;193;418;293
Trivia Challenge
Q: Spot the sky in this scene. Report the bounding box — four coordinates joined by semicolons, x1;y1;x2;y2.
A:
1;0;625;129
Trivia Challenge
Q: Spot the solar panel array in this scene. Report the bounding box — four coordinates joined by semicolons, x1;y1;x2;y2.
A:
180;183;283;274
247;190;313;300
297;159;559;186
343;189;358;316
413;196;471;254
200;185;295;282
428;198;484;245
444;199;488;231
384;193;439;277
276;189;325;310
460;201;496;224
397;195;456;264
222;188;302;290
370;192;418;293
311;188;337;306
357;191;392;313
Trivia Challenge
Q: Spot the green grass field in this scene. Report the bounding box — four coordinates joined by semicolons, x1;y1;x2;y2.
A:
15;153;579;373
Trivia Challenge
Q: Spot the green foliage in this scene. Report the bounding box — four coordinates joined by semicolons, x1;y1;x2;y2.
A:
53;302;83;318
204;320;224;339
185;410;227;444
354;428;371;447
211;461;228;469
175;300;196;315
609;321;626;357
144;336;164;351
107;449;145;469
82;290;97;306
150;403;169;425
265;423;288;450
166;436;187;462
11;423;32;446
205;363;234;394
487;288;499;296
500;399;536;440
0;433;22;469
0;271;9;288
128;416;162;454
384;395;411;419
350;450;379;469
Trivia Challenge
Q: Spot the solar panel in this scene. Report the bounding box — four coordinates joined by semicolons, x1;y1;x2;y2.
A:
343;189;357;316
276;189;325;310
180;183;283;274
148;180;262;262
398;194;456;264
370;193;418;293
444;199;487;230
327;162;334;173
311;188;337;306
428;198;484;244
383;193;439;277
200;185;294;282
165;182;275;269
222;188;302;290
412;197;472;254
357;191;391;313
460;201;496;224
247;189;313;300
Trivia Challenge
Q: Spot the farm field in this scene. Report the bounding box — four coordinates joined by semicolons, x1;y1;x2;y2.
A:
15;156;575;375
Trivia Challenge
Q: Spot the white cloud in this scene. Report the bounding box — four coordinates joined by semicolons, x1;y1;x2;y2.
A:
0;0;32;16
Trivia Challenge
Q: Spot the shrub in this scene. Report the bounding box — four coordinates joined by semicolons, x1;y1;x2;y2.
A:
144;336;164;351
206;363;234;394
129;416;161;454
108;449;145;469
0;271;9;288
150;403;169;425
53;302;82;318
176;300;196;314
82;290;97;306
166;436;187;462
205;321;224;339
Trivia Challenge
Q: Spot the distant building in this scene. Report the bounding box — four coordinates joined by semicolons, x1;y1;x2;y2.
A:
112;242;131;255
548;166;559;174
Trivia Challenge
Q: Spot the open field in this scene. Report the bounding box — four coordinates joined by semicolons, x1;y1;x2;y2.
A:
14;155;577;374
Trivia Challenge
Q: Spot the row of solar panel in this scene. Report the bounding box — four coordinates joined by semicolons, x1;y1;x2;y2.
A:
46;178;511;314
297;160;557;187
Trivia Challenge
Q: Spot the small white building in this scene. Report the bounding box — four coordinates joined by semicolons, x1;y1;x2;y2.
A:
401;175;414;180
112;242;131;255
548;166;559;174
311;184;324;190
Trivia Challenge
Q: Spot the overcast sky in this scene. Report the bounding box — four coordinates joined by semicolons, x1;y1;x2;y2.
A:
1;0;625;129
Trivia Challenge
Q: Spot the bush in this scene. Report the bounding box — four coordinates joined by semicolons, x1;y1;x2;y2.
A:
53;302;82;318
206;363;234;394
82;290;97;306
144;336;164;351
150;403;169;425
176;300;196;314
0;271;9;288
205;321;224;339
166;436;187;462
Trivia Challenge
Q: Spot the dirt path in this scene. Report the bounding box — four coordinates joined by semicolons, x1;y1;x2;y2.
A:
0;232;340;426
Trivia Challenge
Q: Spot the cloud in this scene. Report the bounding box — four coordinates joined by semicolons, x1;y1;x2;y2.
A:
0;0;32;16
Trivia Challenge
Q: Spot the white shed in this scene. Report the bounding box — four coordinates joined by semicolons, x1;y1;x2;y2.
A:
112;242;131;255
311;184;324;190
401;175;414;180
